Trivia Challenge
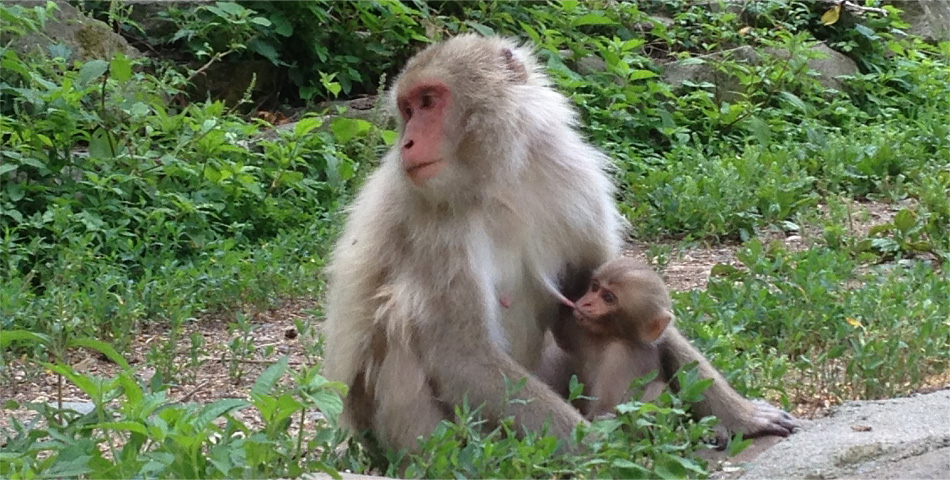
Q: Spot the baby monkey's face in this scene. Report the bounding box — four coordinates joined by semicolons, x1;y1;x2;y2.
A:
573;269;672;344
573;278;625;337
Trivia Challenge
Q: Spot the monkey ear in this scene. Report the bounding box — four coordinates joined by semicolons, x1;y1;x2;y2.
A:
502;48;528;84
641;312;673;343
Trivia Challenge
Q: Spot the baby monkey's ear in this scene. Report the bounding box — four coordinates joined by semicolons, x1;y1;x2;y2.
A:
640;311;673;343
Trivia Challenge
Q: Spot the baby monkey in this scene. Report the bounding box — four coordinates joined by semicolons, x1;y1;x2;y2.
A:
540;257;674;419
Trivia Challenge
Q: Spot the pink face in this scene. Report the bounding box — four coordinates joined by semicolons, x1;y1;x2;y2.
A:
396;82;452;185
573;278;619;337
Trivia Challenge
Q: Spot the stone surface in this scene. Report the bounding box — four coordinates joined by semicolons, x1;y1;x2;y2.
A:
891;0;950;42
661;42;858;101
710;390;950;479
7;0;141;61
768;43;859;91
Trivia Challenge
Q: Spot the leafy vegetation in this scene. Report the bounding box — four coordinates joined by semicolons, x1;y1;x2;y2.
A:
2;1;948;478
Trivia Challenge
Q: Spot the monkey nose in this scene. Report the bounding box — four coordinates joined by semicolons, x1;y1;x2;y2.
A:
403;139;414;149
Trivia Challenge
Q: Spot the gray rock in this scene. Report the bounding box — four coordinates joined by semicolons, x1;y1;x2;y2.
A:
6;0;141;61
710;390;950;479
660;46;758;103
575;54;608;75
661;42;857;101
317;96;392;125
768;43;858;91
126;1;209;40
890;0;950;43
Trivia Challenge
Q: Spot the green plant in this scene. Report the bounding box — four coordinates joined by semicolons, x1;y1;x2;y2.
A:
0;357;349;479
398;364;718;479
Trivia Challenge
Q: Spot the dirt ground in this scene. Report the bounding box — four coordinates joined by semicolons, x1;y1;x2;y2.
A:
1;198;937;439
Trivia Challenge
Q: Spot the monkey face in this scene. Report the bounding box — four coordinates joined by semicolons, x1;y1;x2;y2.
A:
396;82;453;185
573;279;620;336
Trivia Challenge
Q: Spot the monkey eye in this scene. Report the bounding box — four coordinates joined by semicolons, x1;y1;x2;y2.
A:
420;94;434;109
404;107;413;119
590;280;600;292
602;291;616;304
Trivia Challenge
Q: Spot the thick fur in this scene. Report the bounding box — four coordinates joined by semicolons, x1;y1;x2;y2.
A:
322;35;796;453
542;259;672;419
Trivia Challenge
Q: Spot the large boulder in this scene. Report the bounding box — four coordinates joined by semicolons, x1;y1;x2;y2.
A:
708;390;950;479
889;0;950;42
768;43;859;91
661;42;858;101
7;0;140;61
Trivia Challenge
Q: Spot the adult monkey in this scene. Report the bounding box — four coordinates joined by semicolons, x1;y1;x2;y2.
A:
322;35;798;452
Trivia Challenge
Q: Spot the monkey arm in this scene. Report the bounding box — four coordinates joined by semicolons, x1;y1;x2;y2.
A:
549;315;585;353
659;328;799;437
410;273;587;441
586;343;635;419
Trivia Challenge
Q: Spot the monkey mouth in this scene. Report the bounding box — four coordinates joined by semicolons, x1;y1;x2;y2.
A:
405;160;444;182
406;159;442;173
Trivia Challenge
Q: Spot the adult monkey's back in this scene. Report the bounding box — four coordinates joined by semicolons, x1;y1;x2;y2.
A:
322;35;797;452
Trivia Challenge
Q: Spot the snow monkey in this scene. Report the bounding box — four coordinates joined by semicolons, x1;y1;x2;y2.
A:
540;258;674;419
321;34;799;453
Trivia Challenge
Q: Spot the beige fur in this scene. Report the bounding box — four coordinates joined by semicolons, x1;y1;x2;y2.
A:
322;35;797;453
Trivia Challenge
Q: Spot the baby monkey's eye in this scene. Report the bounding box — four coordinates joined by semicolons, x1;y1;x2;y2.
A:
602;291;616;304
590;280;600;292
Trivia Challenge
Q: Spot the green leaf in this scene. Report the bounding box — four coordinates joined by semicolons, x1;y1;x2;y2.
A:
465;21;494;37
77;59;109;87
203;165;222;182
743;115;772;146
293;117;324;137
89;128;114;159
68;338;131;369
779;91;809;113
250;16;272;27
677;57;706;66
0;163;17;176
710;263;742;278
212;2;246;17
110;53;131;82
571;14;617;27
868;223;894;236
305;389;344;420
893;209;916;233
44;452;94;478
200;119;217;134
668;455;707;474
98;421;148;435
380;130;398;146
195;399;250;430
871;238;900;252
727;433;753;456
249;39;280;65
629;69;658;81
854;24;879;39
331;117;372;143
251;356;289;396
0;329;51;348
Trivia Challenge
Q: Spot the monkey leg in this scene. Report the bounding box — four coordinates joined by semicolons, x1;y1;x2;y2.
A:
660;328;800;438
534;332;573;398
373;343;449;453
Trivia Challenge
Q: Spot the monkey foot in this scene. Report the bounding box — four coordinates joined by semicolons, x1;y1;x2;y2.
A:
740;400;801;438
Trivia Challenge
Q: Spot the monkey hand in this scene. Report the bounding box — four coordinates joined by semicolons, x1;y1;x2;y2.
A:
722;399;800;440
